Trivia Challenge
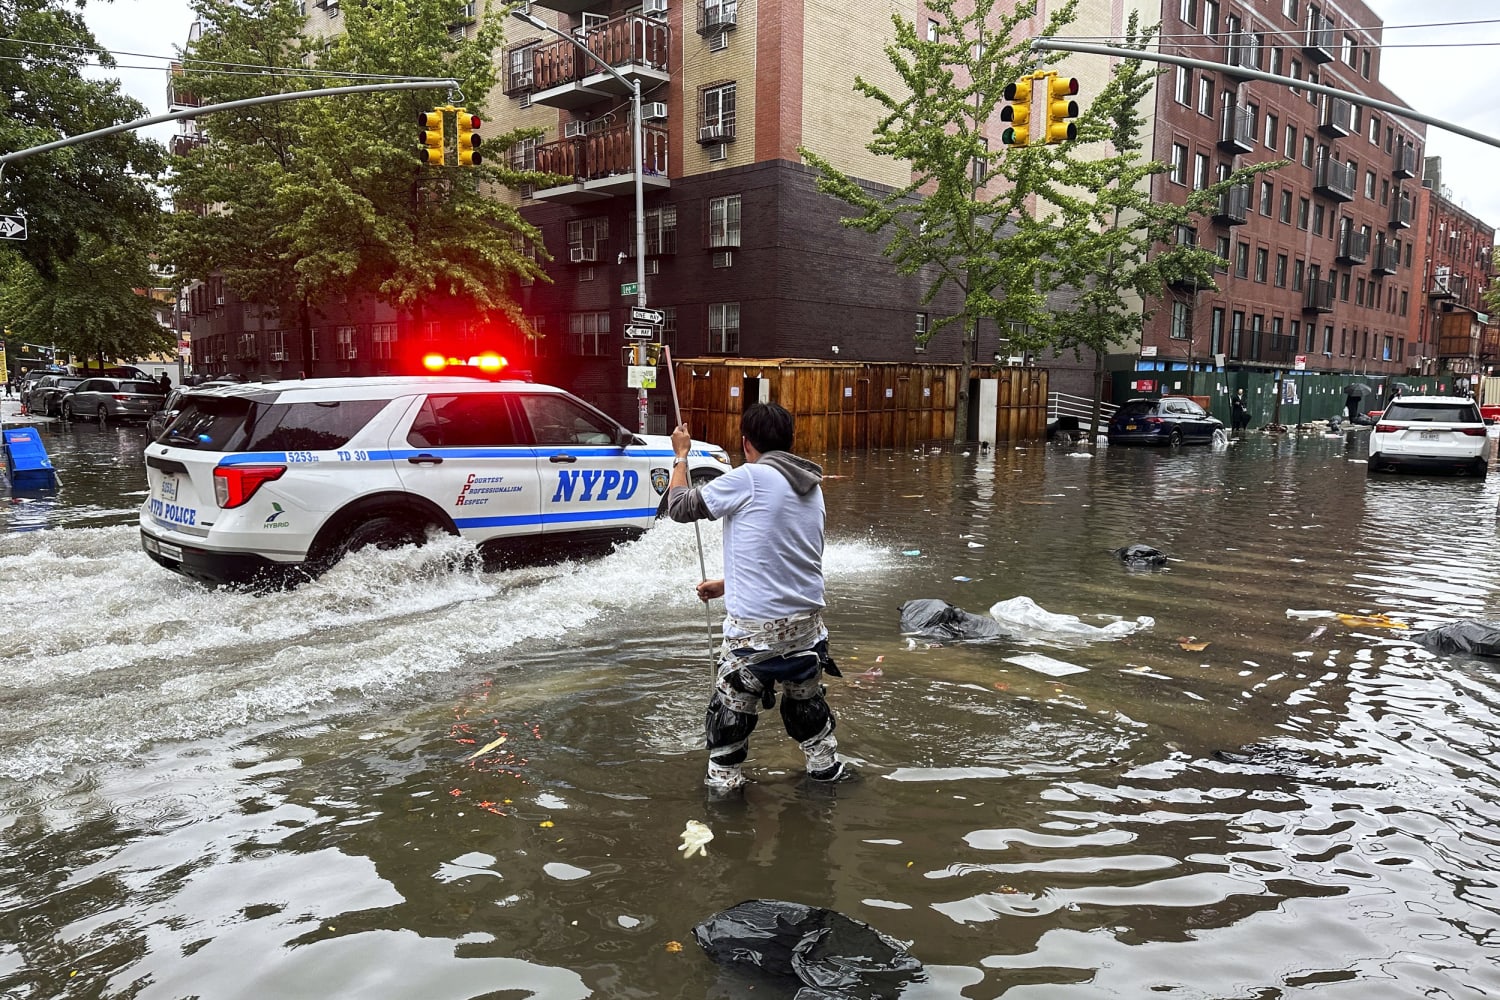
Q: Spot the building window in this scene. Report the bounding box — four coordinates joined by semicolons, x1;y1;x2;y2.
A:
1264;113;1278;149
1230;311;1244;358
1301;135;1313;166
1293;258;1305;290
1255;247;1268;282
568;311;611;356
1170;143;1188;185
927;19;938;41
1322;325;1334;354
1340;271;1351;300
566;216;609;261
1176;67;1191;105
1279;189;1292;223
1275;253;1288;287
1215;235;1231;272
372;322;396;361
1297;197;1309;230
1197;76;1213;116
701;81;737;139
1170;300;1189;340
1250;314;1264;360
629;205;679;257
1235;241;1250;278
1210;307;1225;356
708;194;741;247
915;313;928;342
1312;204;1324;236
1400;290;1408;316
1282;0;1296;19
1260;180;1273;215
1204;0;1218;34
1283;124;1295;158
708;302;740;354
1290;57;1302;94
1180;0;1197;26
1342;34;1354;65
1365;171;1375;199
1193;152;1210;190
1356;277;1365;306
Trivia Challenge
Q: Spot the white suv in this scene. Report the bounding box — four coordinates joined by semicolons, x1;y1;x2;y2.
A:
139;375;733;586
1368;395;1489;478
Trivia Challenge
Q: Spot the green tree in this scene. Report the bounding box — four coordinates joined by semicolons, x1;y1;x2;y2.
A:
0;0;168;359
164;0;552;369
800;0;1079;444
1042;15;1283;442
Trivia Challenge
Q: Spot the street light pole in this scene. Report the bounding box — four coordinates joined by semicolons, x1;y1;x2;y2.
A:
513;10;651;433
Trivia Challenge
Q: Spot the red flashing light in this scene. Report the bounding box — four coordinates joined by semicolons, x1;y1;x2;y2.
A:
214;464;286;509
420;351;509;375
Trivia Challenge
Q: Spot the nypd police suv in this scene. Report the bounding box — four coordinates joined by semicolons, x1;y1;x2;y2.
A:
139;375;733;586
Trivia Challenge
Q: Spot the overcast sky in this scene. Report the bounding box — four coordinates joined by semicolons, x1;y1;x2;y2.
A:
79;0;1500;233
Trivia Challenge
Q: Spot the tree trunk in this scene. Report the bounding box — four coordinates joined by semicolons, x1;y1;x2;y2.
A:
953;315;975;446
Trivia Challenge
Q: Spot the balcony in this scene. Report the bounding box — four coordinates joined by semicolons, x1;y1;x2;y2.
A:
1303;281;1334;312
698;0;737;35
531;123;670;204
1314;154;1356;202
1218;106;1255;154
1336;230;1369;264
1394;144;1417;179
1390;192;1412;229
1371;242;1399;275
1427;270;1465;299
1212;183;1250;225
169;133;206;157
166;62;201;110
1303;12;1335;63
1223;32;1259;80
529;15;670;110
1319;97;1353;137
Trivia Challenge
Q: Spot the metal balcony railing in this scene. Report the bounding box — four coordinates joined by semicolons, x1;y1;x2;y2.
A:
1394;144;1417;179
698;0;737;35
1391;195;1413;229
1212;184;1250;225
532;14;670;91
1303;280;1334;312
1314;154;1356;201
1319;97;1353;136
1218;106;1255;153
533;122;670;184
1372;242;1400;275
1336;230;1369;264
1304;12;1335;62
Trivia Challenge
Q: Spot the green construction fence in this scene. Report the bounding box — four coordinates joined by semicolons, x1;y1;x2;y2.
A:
1108;370;1457;428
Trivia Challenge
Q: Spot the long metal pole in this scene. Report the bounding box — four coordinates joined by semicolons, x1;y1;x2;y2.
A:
514;11;652;432
1029;39;1500;150
0;79;459;165
663;345;717;665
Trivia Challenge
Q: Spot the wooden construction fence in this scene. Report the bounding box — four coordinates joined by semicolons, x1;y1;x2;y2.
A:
669;358;1048;455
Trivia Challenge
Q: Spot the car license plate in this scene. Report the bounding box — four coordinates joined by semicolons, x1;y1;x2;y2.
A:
160;476;178;502
1125;423;1137;431
1420;430;1441;441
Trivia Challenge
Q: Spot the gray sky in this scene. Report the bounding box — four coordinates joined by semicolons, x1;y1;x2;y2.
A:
80;0;1500;234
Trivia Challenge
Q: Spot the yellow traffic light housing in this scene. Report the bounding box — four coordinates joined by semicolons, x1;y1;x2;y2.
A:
456;111;483;166
1044;75;1079;144
1000;79;1031;148
419;109;446;165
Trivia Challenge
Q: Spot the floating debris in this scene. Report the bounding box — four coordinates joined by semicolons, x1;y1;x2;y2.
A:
679;820;714;858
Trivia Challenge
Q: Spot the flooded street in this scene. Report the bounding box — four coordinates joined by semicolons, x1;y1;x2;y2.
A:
3;415;1500;998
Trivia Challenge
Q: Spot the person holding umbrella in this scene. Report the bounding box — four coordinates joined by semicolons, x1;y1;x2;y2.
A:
1344;381;1372;422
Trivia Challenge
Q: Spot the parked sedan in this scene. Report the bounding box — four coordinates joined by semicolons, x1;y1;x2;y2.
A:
24;375;84;417
60;378;165;425
1367;396;1488;477
1107;396;1224;446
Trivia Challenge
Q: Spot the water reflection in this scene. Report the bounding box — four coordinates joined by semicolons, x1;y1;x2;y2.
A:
2;435;1499;997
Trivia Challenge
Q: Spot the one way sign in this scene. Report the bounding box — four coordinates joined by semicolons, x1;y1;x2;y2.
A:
0;215;26;241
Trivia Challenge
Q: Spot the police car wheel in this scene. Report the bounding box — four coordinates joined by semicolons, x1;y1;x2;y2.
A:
316;514;429;572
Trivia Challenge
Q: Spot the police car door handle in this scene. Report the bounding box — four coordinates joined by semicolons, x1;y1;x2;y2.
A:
407;453;443;465
549;453;577;464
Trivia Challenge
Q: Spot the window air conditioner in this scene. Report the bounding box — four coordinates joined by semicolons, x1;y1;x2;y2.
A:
270;350;285;361
711;250;733;268
569;245;597;263
215;296;225;306
564;121;588;138
645;259;660;275
642;102;669;121
643;0;667;14
344;347;357;359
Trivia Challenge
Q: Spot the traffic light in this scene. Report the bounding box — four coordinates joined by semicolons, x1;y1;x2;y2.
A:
1000;78;1031;148
419;109;445;165
456;111;483;166
1044;74;1079;144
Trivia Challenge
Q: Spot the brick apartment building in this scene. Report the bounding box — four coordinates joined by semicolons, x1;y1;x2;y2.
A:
1412;158;1498;379
1137;0;1428;383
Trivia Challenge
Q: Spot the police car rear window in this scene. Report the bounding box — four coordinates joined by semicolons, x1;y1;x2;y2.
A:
165;397;388;452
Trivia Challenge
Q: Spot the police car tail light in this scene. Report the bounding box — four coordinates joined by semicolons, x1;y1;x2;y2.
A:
214;465;287;508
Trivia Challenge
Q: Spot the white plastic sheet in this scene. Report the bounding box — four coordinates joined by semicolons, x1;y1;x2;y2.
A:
988;595;1153;644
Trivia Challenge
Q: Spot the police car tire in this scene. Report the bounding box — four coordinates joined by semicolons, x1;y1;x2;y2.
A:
319;515;428;569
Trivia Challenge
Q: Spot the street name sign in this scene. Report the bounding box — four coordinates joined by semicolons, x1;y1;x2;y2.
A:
620;281;640;296
0;215;26;240
624;325;655;339
630;307;664;325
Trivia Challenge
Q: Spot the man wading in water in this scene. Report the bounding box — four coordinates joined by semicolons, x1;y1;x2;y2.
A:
668;402;850;793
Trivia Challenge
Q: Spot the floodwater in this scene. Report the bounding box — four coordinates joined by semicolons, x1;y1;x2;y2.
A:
3;415;1500;999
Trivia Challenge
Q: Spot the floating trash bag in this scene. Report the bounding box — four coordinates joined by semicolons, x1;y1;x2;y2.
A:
1113;544;1167;567
989;595;1152;642
1413;621;1500;658
693;899;924;999
898;599;1008;641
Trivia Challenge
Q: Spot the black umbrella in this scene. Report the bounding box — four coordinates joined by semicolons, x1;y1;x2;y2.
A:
1344;382;1373;397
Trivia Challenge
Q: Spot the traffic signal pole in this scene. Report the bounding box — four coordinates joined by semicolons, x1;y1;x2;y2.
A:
1029;39;1500;150
0;79;460;167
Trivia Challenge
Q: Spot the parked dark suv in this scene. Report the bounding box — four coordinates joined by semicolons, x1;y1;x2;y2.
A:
24;375;84;417
61;378;166;425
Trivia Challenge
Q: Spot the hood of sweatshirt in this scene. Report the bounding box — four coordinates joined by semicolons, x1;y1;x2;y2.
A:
757;451;823;497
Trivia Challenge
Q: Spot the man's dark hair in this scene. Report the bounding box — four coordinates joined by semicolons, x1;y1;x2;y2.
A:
741;402;794;453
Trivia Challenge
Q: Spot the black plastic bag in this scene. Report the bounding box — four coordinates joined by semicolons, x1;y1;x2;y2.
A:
898;599;1007;641
1414;621;1500;658
1113;544;1167;567
693;899;923;999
